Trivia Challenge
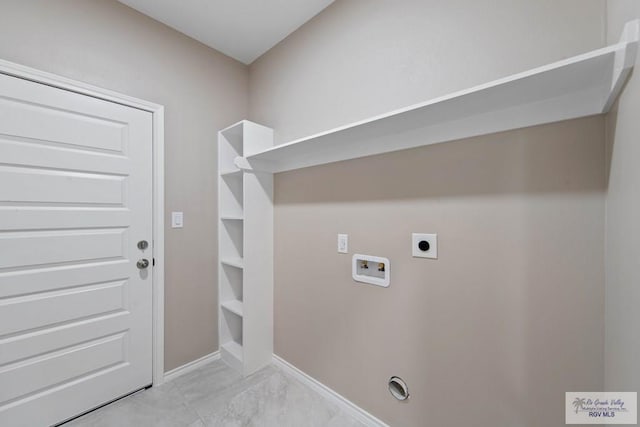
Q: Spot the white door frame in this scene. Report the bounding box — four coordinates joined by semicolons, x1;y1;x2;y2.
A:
0;58;167;386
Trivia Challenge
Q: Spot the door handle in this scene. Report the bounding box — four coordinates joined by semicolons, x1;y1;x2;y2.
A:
137;259;150;269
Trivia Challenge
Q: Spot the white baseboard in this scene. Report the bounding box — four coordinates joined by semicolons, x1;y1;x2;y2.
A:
272;354;389;427
163;351;220;383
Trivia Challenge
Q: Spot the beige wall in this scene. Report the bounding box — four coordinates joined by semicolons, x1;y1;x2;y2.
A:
250;0;606;144
252;1;608;425
605;0;640;392
0;0;249;371
274;118;606;426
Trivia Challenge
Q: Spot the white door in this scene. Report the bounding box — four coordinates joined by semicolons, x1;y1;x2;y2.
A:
0;72;153;426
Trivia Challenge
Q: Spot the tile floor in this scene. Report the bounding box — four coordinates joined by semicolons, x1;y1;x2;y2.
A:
64;360;366;427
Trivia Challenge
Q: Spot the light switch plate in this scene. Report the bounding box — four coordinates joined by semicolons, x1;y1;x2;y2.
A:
412;233;437;259
338;234;348;253
172;212;184;228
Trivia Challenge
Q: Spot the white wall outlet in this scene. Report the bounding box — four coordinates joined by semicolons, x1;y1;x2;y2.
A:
171;212;184;228
412;233;437;259
337;234;348;253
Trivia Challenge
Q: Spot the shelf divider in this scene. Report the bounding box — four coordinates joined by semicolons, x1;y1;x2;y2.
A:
221;300;244;317
220;257;243;269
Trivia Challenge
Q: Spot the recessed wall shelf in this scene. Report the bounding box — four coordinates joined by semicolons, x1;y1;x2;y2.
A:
221;216;244;221
237;20;639;174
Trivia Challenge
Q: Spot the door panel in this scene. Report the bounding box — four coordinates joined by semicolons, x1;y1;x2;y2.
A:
0;228;127;269
0;135;130;175
0;166;126;205
0;72;153;426
0;311;129;366
0;260;129;298
0;280;127;336
0;208;131;231
0;96;126;152
0;333;127;403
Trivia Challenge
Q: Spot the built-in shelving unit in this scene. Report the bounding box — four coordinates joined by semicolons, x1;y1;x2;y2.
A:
218;120;274;376
238;20;639;174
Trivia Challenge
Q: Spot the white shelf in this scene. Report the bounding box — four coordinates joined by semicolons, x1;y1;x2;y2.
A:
240;20;639;174
220;257;244;269
222;341;243;361
221;300;244;317
222;341;243;359
221;215;244;221
220;169;242;178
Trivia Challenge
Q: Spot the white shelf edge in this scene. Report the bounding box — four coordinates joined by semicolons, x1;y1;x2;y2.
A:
220;120;248;134
242;19;639;174
220;215;244;221
220;169;242;177
220;257;244;269
221;300;244;317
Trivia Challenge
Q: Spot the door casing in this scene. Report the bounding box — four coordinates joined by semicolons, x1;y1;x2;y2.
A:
0;58;167;387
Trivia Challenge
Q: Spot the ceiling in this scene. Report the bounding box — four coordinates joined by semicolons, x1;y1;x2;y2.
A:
118;0;335;64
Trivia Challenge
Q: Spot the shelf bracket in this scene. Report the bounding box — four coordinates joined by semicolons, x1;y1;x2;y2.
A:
603;19;640;112
234;156;276;173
